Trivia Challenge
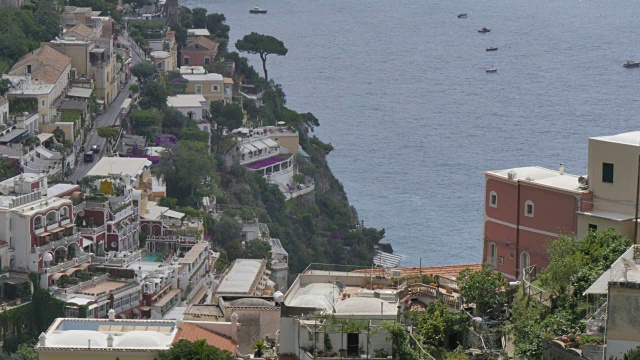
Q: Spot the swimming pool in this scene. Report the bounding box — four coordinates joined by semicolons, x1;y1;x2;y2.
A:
142;252;163;262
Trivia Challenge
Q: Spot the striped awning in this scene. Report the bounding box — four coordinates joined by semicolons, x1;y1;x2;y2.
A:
51;272;68;281
373;250;403;268
65;267;82;276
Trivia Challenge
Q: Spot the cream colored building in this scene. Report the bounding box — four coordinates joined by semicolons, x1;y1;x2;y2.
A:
576;132;640;240
182;72;232;105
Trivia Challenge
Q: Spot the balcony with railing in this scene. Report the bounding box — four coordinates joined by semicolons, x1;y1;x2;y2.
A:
78;224;106;235
93;249;142;266
32;232;81;254
54;274;110;295
42;253;91;274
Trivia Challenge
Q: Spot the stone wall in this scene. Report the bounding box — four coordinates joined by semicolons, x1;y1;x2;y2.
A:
542;339;589;360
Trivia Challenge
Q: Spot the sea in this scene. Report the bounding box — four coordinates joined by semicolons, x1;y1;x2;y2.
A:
182;0;640;267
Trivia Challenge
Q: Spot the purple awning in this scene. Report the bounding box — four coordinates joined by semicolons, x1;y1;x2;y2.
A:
247;156;287;170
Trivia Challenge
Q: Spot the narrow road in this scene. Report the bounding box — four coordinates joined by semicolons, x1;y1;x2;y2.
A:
68;33;143;183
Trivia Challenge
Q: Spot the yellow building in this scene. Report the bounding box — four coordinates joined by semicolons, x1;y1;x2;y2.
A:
182;72;233;105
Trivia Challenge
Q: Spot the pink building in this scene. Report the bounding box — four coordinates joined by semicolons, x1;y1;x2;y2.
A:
483;166;591;279
181;36;219;67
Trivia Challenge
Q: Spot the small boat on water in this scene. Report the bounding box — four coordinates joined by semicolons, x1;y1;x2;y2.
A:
486;64;497;73
623;60;640;68
249;7;268;14
457;13;467;18
478;27;491;33
486;46;498;51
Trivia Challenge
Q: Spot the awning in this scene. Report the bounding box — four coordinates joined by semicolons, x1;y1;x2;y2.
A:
243;143;258;153
252;141;268;151
164;210;185;220
51;272;68;281
63;223;75;228
240;146;251;154
262;138;279;148
38;232;51;237
67;87;92;98
141;306;151;311
223;77;234;84
78;263;91;270
65;267;82;276
0;129;28;144
50;227;64;233
82;239;94;248
37;133;54;143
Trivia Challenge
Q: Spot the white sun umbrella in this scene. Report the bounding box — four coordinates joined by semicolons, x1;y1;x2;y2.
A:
277;121;286;125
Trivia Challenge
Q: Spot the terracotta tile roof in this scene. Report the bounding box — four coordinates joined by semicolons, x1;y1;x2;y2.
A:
9;45;71;85
174;322;236;354
65;24;93;39
354;263;483;278
186;36;219;51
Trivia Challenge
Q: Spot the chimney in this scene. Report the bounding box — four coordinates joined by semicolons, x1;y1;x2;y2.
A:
108;309;115;320
230;312;239;342
106;334;114;347
39;332;46;347
559;163;565;175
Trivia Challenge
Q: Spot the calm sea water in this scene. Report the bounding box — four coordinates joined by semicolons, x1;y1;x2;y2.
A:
183;0;640;267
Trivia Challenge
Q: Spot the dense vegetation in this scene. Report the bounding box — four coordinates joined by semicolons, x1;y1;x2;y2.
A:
508;229;631;359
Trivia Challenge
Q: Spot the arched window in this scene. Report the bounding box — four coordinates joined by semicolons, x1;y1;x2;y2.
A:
489;191;498;208
60;207;69;221
34;215;43;230
46;211;58;226
524;200;534;217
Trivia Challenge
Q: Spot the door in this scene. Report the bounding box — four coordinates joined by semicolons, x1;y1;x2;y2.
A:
520;252;530;279
347;333;359;356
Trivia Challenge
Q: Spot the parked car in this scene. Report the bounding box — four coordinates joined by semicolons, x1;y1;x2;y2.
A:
91;144;100;153
83;151;94;162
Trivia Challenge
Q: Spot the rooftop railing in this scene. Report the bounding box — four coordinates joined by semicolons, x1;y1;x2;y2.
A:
42;253;91;274
32;232;81;254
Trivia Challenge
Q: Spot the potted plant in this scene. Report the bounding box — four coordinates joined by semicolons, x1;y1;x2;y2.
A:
254;341;265;358
339;348;347;358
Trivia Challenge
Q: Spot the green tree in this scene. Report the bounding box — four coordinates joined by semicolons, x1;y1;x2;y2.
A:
0;78;11;97
129;83;140;94
8;344;38;360
242;240;271;260
192;7;207;29
212;216;242;248
0;8;37;61
131;61;156;82
140;82;168;110
180;127;209;143
235;32;288;84
211;102;243;138
380;321;418;360
160;140;216;200
129;109;161;135
162;107;185;135
0;158;18;181
205;13;229;40
159;339;234;360
178;6;192;29
408;302;468;348
33;0;62;42
613;346;640;360
96;126;120;142
458;265;509;317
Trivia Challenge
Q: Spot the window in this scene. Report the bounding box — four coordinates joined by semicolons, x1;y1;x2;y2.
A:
497;256;504;265
87;308;94;318
524;200;534;217
157;62;162;69
211;85;219;92
204;57;210;65
65;307;79;318
588;223;598;232
183;57;189;65
489;191;498;208
195;85;202;94
488;242;497;268
41;100;45;107
602;163;614;183
520;251;531;277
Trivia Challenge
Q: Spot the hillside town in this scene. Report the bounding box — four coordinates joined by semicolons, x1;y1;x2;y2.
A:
0;1;639;360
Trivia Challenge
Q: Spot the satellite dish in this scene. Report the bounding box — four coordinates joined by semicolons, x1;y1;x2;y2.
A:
43;253;53;262
273;291;284;303
578;176;588;186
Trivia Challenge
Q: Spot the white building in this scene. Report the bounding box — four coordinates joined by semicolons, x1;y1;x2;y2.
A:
216;258;273;297
166;94;207;120
0;173;86;288
280;269;399;358
87;157;153;187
